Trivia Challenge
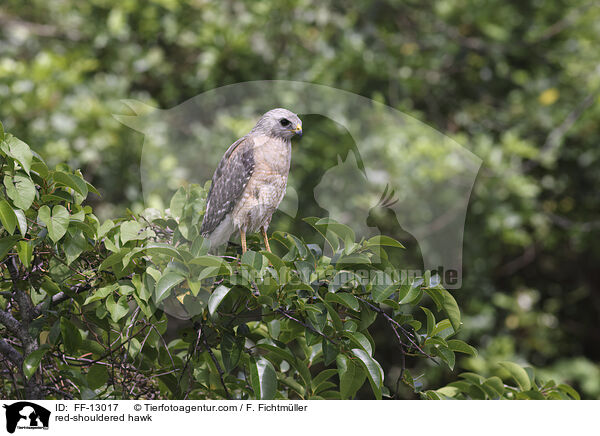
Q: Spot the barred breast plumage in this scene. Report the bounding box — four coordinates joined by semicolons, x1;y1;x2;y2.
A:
231;134;291;234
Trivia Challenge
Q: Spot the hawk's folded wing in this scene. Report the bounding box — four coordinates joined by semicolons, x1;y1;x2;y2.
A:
200;135;255;235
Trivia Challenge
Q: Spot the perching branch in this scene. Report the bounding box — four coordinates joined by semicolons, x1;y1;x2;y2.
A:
32;282;92;317
0;337;23;367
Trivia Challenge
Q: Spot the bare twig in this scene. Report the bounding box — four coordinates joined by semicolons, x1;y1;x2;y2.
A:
356;297;432;358
32;283;92;317
276;307;338;345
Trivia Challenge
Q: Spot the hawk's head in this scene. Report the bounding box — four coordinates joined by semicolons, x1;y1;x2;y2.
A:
252;108;302;140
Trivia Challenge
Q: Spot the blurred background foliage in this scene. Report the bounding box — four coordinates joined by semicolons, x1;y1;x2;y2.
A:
1;0;599;398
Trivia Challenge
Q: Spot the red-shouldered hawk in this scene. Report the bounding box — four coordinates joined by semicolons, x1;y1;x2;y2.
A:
200;108;302;253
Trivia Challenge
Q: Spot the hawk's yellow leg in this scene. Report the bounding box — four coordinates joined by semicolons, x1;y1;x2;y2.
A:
261;226;271;253
240;229;247;254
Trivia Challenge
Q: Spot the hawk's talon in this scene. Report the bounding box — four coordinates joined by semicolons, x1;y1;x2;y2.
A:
261;226;271;253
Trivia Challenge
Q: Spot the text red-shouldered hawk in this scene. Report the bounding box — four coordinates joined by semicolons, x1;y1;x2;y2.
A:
200;108;302;252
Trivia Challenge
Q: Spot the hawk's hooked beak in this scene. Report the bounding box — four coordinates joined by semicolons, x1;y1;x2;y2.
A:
293;123;303;138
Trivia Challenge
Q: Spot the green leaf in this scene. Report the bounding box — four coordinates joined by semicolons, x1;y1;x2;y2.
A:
432;319;453;336
306;303;327;333
435;386;460;398
85;284;115;307
442;290;461;332
65;230;88;265
422;391;443;400
23;346;50;379
438;347;455;370
119;284;135;296
53;171;88;197
447;339;478;356
365;235;405;249
37;205;51;231
97;219;115;238
256;343;311;388
459;372;485;384
482;376;505;397
208;285;231;316
261;250;285;270
421;307;436;337
351;348;384;399
98;251;129;272
0;235;20;260
16;240;33;269
87;364;109;390
85;181;100;196
324;292;359;311
189;255;231;269
14;209;27;235
30;156;48;177
522;390;545;400
284;233;308;258
4;174;36;210
249;357;277;400
314;218;355;246
430;288;461;332
311;369;338;393
336;253;371;267
38;205;70;242
190;235;210;257
557;383;580;400
144;242;183;260
341;331;373;355
40;276;62;296
106;295;130;322
337;354;366;399
60;317;82;354
302;217;340;251
328;271;355;293
120;220;143;244
498;361;532;391
1;135;33;174
321;299;344;331
30;287;47;306
280;375;305;397
322;339;337;365
169;186;186;218
398;278;423;304
426;336;447;348
155;272;185;303
241;250;267;272
358;301;378;330
0;199;17;235
134;272;154;302
371;271;397;303
221;333;244;373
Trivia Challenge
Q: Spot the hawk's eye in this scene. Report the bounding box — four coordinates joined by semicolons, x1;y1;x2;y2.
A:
280;118;291;127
